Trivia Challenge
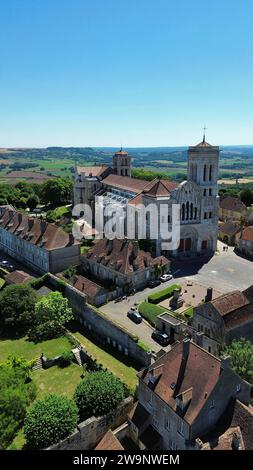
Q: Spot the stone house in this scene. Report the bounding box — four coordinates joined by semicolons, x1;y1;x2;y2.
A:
236;226;253;258
73;274;107;307
191;286;253;356
218;221;241;245
4;270;33;285
82;238;170;292
127;339;251;450
0;209;80;274
219;196;248;222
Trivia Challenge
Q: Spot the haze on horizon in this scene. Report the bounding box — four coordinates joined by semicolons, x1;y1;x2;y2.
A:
0;0;253;148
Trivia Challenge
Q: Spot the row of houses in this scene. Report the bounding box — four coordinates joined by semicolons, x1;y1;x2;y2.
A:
0;208;80;273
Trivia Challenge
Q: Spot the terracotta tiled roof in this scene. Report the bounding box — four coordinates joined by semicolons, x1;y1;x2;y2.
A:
84;238;170;275
210;291;250;317
114;149;129;155
142;178;177;197
4;270;33;284
218;222;241;236
231;400;253;450
220;196;247;212
138;340;221;425
102;174;149;193
195;140;213;148
241;226;253;243
0;209;79;251
76;165;109;177
95;430;124;451
202;425;245;450
73;275;105;297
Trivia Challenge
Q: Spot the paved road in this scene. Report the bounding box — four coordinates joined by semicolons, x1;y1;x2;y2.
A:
100;241;253;351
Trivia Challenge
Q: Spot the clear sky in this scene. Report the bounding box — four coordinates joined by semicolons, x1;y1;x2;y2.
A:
0;0;253;147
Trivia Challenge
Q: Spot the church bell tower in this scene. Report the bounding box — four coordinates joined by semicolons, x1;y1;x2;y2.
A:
113;148;131;177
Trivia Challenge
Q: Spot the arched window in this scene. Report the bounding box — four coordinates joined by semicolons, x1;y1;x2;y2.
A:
194;207;197;219
186;201;189;220
190;203;193;220
209;165;212;181
203;164;207;181
182;203;185;221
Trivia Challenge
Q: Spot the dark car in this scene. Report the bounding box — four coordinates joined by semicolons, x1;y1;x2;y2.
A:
151;330;170;346
127;310;142;324
147;279;161;288
7;264;15;272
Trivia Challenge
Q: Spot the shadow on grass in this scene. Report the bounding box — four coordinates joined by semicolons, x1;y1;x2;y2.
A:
67;320;141;371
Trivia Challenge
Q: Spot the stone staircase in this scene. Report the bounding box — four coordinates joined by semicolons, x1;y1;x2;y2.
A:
32;356;43;371
72;346;83;367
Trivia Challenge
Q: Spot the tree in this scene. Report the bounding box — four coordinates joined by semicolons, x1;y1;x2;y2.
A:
240;188;253;207
28;291;73;342
24;394;78;449
223;338;253;383
40;178;72;206
27;194;39;211
0;284;38;333
74;371;125;420
0;356;36;449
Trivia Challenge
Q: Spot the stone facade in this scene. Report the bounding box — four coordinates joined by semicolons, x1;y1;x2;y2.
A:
128;339;251;450
191;286;253;356
0;209;80;274
73;138;220;259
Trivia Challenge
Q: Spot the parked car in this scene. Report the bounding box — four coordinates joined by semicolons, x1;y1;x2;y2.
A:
7;264;15;272
147;279;161;288
127;310;142;324
151;330;170;346
160;273;173;282
0;260;9;267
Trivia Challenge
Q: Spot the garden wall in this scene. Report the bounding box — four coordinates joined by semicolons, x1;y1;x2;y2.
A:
47;274;152;368
47;397;133;450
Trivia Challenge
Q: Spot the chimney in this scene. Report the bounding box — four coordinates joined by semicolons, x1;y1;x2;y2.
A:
196;331;204;348
183;337;190;360
220;355;231;371
173;339;190;397
28;218;34;231
232;432;241;450
205;287;213;302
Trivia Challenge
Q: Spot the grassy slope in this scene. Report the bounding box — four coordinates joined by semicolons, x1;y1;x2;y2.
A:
0;335;72;362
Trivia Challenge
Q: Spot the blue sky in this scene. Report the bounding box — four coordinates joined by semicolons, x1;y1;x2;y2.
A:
0;0;253;147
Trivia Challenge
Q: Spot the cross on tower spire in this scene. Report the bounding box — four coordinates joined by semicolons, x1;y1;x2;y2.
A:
203;126;207;143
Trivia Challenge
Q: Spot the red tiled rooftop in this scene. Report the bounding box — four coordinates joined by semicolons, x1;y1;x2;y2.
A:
241;226;253;243
102;174;149;193
95;430;124;451
73;275;105;297
138;341;221;425
77;165;109;177
0;209;79;251
210;291;250;317
220;196;247;212
84;238;170;275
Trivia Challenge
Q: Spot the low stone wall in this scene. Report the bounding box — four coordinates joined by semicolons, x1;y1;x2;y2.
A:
48;397;134;450
48;274;152;368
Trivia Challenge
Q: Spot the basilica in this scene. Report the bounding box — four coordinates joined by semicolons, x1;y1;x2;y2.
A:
73;136;219;258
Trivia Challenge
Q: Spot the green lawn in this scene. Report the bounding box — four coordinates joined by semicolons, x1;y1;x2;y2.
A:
33;362;83;400
138;302;167;326
0;278;5;289
0;335;73;362
68;323;138;390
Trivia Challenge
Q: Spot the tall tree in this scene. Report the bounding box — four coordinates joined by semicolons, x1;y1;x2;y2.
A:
223;338;253;383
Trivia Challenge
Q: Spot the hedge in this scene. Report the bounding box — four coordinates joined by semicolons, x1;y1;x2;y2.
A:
138;302;166;326
148;284;181;304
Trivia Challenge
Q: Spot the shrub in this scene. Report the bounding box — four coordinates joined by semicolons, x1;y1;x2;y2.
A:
24;394;78;449
137;340;151;352
28;321;65;343
148;284;181;304
0;284;38;333
74;371;125;420
59;350;74;368
138;302;166;326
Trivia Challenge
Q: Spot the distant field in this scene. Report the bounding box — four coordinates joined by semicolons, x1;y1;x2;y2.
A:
219;177;253;185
